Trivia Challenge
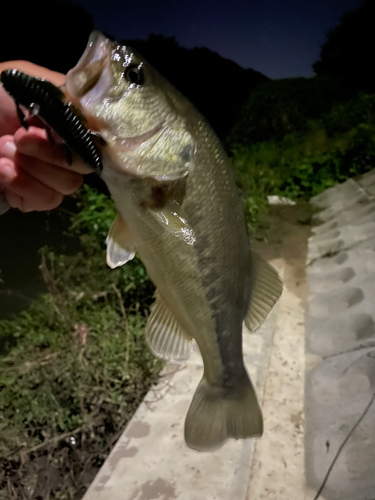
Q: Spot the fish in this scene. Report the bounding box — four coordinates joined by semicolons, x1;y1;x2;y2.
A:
62;31;283;452
0;69;102;173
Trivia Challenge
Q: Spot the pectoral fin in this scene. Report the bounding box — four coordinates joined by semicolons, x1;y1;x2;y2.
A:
146;291;193;362
106;213;136;269
148;202;196;245
244;253;283;332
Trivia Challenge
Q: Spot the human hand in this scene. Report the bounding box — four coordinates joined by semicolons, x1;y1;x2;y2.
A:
0;61;92;212
0;126;91;212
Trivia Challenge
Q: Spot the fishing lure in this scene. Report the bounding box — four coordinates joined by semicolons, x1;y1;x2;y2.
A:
0;69;102;173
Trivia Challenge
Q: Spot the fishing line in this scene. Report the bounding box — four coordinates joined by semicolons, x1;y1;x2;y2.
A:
313;393;375;500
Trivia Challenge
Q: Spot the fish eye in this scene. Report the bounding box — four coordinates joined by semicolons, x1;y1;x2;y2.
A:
125;65;145;86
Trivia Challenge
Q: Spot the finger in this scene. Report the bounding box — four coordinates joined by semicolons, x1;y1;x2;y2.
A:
14;127;92;174
0;140;83;196
3;189;24;211
0;157;63;211
0;135;15;151
0;88;23;136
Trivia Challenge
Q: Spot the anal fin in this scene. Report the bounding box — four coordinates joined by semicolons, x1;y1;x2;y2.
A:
146;291;193;362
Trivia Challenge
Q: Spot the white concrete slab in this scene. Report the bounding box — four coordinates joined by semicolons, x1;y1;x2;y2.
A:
247;284;306;500
305;168;375;500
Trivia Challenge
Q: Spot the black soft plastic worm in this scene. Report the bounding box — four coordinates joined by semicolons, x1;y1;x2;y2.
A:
0;69;102;174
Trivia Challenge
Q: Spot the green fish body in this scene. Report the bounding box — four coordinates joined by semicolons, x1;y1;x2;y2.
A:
65;32;282;451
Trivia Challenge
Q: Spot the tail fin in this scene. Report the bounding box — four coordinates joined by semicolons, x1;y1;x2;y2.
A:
184;375;263;452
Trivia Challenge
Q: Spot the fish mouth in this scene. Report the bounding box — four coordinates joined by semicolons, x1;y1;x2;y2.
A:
65;31;116;107
73;59;106;99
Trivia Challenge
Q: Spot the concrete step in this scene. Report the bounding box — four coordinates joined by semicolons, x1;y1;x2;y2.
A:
305;168;375;500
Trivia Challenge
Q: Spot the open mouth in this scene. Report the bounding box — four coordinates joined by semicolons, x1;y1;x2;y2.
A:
65;31;117;108
72;58;107;99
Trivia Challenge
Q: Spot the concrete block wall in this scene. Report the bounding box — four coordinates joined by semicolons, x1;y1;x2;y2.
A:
305;169;375;500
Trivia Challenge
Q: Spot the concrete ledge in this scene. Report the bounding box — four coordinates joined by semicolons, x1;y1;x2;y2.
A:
305;168;375;500
247;283;306;500
306;348;375;500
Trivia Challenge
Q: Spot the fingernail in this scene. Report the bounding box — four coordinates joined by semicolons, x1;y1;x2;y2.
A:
1;141;17;158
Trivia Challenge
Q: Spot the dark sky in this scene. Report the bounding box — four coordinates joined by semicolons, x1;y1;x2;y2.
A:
70;0;364;79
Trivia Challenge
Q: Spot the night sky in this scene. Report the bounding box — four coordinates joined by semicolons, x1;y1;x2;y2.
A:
70;0;364;79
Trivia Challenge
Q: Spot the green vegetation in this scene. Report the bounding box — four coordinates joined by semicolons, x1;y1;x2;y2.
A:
0;188;160;499
230;90;375;236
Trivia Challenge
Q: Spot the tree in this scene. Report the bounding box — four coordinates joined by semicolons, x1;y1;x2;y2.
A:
313;0;375;93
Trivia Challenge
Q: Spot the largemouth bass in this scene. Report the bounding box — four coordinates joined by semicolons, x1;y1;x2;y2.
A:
65;32;282;451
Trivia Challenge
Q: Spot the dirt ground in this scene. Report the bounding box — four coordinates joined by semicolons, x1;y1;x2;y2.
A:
252;202;312;304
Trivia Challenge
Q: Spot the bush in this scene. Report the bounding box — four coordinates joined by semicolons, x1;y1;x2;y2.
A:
230;116;375;228
322;93;375;135
0;185;161;499
227;76;350;145
230;144;282;235
0;296;161;452
66;185;155;313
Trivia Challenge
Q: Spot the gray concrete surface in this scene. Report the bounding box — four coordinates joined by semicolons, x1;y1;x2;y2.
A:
305;169;375;500
247;282;305;500
306;348;375;500
307;241;375;357
83;259;307;500
308;174;375;264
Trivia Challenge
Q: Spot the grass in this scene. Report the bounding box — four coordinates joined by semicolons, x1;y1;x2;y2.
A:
230;102;375;237
0;188;161;499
